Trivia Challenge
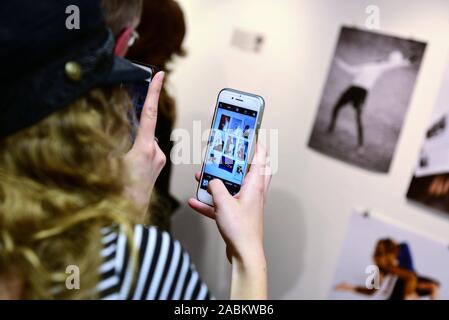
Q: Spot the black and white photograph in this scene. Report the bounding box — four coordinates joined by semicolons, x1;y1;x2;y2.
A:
308;26;427;173
407;63;449;214
329;211;449;300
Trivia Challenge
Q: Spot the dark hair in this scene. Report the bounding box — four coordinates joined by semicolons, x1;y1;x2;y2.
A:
374;238;398;257
127;0;186;69
127;0;186;127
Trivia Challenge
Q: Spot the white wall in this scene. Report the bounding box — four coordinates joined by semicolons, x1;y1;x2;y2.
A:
167;0;449;299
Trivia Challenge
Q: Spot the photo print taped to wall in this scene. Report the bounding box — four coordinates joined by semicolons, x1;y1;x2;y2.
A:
407;62;449;215
329;210;449;300
308;26;426;173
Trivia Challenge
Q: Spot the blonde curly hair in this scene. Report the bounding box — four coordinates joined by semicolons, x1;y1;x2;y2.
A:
0;87;139;299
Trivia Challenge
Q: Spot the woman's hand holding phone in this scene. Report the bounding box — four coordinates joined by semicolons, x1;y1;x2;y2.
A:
124;72;167;220
188;143;271;299
123;74;270;298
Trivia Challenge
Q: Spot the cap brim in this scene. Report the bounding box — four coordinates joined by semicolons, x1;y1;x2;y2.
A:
105;57;152;85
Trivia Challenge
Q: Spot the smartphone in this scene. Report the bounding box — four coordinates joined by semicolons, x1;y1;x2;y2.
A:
197;88;265;206
124;61;157;138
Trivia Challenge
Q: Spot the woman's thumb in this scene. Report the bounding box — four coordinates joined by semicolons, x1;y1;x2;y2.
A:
208;179;233;206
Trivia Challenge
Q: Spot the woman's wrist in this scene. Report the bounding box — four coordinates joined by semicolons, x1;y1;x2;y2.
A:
124;185;150;212
232;244;266;270
230;246;267;300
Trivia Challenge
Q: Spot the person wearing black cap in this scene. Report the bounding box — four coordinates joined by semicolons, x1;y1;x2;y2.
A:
0;0;269;299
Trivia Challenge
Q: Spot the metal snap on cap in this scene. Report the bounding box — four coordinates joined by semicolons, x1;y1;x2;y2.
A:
65;61;83;82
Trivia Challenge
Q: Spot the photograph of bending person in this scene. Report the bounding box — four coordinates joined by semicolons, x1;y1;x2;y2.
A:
309;26;426;173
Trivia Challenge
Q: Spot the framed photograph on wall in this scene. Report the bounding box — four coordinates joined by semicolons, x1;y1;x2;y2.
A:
308;26;427;173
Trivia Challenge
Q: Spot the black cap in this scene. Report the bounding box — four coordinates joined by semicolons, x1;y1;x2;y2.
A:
0;0;151;138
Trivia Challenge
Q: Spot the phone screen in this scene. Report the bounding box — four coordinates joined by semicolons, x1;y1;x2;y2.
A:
124;62;156;139
125;81;149;140
200;102;258;195
127;81;149;119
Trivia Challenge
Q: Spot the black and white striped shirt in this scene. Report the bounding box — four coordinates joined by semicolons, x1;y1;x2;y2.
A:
97;224;212;300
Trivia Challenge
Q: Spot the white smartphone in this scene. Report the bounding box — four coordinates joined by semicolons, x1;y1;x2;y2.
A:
196;88;265;206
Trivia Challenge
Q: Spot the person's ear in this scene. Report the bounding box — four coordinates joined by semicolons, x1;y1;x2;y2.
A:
114;27;134;57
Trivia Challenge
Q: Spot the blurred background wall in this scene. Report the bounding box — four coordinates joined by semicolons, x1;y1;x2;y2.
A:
165;0;449;299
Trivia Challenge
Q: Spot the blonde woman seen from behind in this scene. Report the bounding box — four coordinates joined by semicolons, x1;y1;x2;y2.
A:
0;0;269;300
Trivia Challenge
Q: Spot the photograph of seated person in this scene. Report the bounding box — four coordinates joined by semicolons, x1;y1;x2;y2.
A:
335;238;440;300
0;0;270;300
